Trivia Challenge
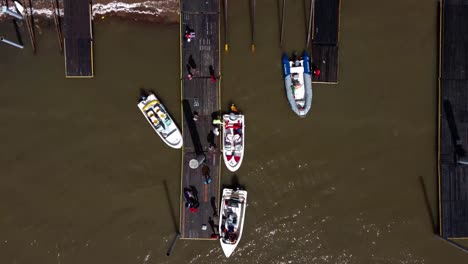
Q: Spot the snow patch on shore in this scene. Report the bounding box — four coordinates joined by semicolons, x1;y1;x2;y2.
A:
0;1;177;19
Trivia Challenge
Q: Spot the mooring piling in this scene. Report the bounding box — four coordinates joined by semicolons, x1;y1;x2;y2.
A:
20;0;36;53
0;36;24;49
250;0;256;52
224;0;229;52
51;0;63;52
166;232;181;256
280;0;286;47
306;0;314;47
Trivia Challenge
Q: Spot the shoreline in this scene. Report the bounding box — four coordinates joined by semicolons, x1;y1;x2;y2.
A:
0;0;179;24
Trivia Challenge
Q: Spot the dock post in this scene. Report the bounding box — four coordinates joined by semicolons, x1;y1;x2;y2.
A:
224;0;229;52
19;0;36;53
166;232;181;256
306;0;314;47
250;0;256;52
280;0;286;47
51;0;64;52
0;36;24;49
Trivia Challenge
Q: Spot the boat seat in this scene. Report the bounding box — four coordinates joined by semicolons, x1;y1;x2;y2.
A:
233;134;241;143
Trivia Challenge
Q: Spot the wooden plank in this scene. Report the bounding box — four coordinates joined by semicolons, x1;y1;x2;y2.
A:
439;0;468;238
179;0;221;240
310;0;340;84
63;0;93;77
313;0;339;45
311;45;338;83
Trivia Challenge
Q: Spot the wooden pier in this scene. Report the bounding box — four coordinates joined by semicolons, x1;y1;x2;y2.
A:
179;0;221;239
311;0;340;84
438;0;468;238
63;0;93;78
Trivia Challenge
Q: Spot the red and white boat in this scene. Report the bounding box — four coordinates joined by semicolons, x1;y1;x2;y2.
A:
222;113;245;172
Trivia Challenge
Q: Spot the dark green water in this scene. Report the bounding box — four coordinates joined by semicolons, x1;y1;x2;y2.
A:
0;0;467;263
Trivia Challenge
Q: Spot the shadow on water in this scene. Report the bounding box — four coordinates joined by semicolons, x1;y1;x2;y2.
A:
419;176;437;233
222;174;246;191
164;180;182;256
182;99;203;155
12;19;23;46
163;180;179;233
419;178;468;253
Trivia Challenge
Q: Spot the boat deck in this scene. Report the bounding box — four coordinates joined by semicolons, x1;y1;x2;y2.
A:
439;0;468;238
179;0;221;240
311;0;340;84
63;0;93;78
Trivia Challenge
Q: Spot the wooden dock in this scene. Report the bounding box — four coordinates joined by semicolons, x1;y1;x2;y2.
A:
179;0;221;239
311;0;340;84
63;0;93;78
438;0;468;238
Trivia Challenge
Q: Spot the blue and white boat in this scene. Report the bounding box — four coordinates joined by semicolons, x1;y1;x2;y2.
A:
282;51;312;117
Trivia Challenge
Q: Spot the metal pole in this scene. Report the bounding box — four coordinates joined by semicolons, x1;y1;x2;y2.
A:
1;5;22;19
51;0;63;52
250;0;256;52
0;36;24;49
166;232;181;256
280;0;286;47
19;0;35;53
434;235;468;253
306;0;314;47
224;0;228;52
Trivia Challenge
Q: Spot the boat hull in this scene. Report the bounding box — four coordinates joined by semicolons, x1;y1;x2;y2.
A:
219;188;247;258
282;51;313;117
137;94;183;149
222;114;245;172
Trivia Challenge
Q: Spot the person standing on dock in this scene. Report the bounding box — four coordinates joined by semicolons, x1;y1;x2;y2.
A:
186;64;193;80
185;26;196;43
230;104;238;113
312;64;321;77
209;65;216;83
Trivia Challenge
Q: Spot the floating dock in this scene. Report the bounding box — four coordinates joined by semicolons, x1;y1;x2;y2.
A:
63;0;93;78
438;0;468;238
311;0;340;84
179;0;221;239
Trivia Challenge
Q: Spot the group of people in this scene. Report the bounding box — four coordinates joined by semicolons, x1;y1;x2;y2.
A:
221;212;238;243
185;25;217;83
184;187;200;213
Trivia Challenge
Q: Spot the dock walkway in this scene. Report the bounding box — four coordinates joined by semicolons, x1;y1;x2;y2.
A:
439;0;468;238
63;0;93;78
179;0;221;240
311;0;340;84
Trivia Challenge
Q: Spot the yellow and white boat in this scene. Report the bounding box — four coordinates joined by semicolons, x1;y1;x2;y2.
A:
138;92;183;149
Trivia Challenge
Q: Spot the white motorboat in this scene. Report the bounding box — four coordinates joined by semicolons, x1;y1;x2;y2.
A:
222;113;244;172
219;188;248;258
137;92;183;149
282;51;313;117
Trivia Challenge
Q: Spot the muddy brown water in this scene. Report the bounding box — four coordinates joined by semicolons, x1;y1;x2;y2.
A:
1;0;467;263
